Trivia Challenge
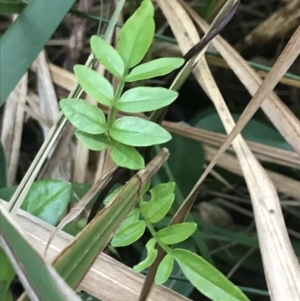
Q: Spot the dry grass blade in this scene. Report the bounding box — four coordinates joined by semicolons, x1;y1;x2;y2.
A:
7;53;94;216
204;54;300;88
1;74;27;185
140;1;240;300
49;63;75;91
34;50;73;181
174;1;300;300
45;167;114;256
7;0;124;215
159;1;300;300
13;207;192;301
52;149;170;287
0;204;82;301
18;149;170;301
182;3;300;156
204;145;300;200
237;0;300;51
38;122;74;179
181;23;300;192
168;0;240;92
34;50;59;137
163;121;300;169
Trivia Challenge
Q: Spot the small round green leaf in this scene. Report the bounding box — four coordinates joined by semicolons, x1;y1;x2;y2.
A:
90;35;125;78
111;220;146;247
173;248;250;301
117;87;178;113
75;131;110;151
133;239;157;273
110;116;171;146
126;58;184;82
157;223;197;245
110;142;145;170
74;65;114;106
60;99;107;134
118;0;155;68
141;194;174;223
155;253;174;285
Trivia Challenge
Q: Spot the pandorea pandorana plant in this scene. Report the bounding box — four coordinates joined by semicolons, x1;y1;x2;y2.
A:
59;1;250;300
59;0;184;170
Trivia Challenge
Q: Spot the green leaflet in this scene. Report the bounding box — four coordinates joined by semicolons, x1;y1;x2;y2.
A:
126;58;184;82
133;239;157;272
110;116;171;147
141;193;174;223
75;131;110;151
155;253;174;285
111;220;146;247
173;248;250;301
60;99;107;134
118;0;155;68
74;65;114;106
111;142;145;170
156;223;197;245
90;35;125;78
117;87;178;113
150;182;176;199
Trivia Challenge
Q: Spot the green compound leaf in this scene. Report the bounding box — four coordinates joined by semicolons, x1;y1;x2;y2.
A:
110;116;171;147
74;65;114;106
118;0;155;68
133;238;157;273
126;58;184;82
173;249;250;301
141;193;174;223
60;99;107;134
117;87;178;113
111;142;145;170
157;223;197;245
155;253;174;285
90;35;125;78
111;220;146;247
75;131;110;151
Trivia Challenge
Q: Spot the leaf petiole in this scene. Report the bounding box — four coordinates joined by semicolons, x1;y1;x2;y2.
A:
143;218;173;256
107;79;126;129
